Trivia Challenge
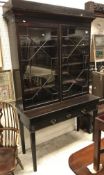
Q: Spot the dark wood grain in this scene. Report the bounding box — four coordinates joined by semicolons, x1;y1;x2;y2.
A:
3;0;99;171
16;94;99;171
18;94;99;119
68;139;104;175
3;0;94;20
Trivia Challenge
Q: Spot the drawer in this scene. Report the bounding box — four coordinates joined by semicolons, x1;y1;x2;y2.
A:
31;110;75;130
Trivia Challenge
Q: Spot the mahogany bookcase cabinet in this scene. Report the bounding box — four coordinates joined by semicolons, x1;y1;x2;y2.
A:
3;0;99;171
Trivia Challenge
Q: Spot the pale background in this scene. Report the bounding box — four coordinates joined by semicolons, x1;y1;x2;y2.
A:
26;0;104;9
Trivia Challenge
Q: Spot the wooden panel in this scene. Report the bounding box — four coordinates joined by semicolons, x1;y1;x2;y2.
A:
68;139;104;175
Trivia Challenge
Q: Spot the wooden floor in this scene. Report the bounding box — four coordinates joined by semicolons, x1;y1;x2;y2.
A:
68;139;104;175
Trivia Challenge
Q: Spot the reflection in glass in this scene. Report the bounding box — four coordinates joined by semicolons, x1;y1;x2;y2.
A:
18;26;59;108
62;26;90;98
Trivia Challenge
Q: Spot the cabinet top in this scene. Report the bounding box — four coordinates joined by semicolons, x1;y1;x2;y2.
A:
17;94;99;118
3;0;94;20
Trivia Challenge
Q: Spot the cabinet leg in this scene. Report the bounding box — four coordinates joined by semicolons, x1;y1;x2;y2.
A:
87;114;93;133
19;117;26;154
76;116;80;131
30;132;37;171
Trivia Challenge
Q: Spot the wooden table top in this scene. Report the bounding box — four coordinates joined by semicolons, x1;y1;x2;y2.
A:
17;94;99;119
68;139;104;175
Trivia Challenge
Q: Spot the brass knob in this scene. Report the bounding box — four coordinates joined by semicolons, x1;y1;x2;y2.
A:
66;114;72;119
50;119;56;125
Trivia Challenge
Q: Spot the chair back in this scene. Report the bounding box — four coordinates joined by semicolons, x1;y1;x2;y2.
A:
0;101;19;174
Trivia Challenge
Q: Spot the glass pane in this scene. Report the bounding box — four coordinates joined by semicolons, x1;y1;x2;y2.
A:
18;26;59;108
62;25;90;98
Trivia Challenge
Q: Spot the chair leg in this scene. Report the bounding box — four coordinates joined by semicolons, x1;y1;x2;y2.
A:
16;156;24;170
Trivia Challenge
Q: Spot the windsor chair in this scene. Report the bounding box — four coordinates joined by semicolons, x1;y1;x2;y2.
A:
0;101;23;175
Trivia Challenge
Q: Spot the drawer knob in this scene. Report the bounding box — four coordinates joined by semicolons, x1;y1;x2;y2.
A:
66;114;72;119
50;119;56;125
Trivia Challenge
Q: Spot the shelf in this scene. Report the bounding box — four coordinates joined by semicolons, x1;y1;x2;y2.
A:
62;90;85;96
63;79;77;85
51;36;58;38
24;83;56;93
62;44;88;47
21;57;58;62
62;62;86;66
63;78;86;85
62;53;86;58
62;71;69;75
62;35;83;38
21;45;57;48
15;19;90;108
